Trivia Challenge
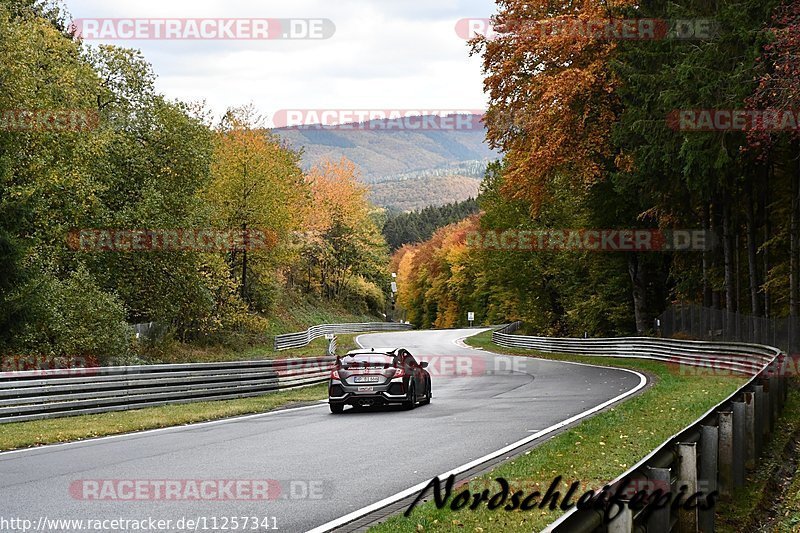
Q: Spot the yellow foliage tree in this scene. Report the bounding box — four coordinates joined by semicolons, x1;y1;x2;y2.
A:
206;105;308;300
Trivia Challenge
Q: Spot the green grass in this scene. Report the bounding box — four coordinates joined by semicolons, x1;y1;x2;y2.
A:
261;291;380;337
369;331;747;533
334;333;363;353
771;426;800;532
0;383;327;452
715;383;800;532
143;290;380;364
0;309;369;452
156;332;363;363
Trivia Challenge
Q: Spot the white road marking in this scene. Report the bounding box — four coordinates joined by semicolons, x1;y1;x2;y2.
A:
306;329;647;533
0;402;327;457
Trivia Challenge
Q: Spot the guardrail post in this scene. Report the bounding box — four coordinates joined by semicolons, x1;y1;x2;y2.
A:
699;425;718;533
646;467;671;533
718;411;733;497
777;355;787;407
743;392;755;469
753;384;764;458
732;401;746;488
769;375;778;432
677;442;698;532
608;502;633;533
784;358;789;402
760;378;772;436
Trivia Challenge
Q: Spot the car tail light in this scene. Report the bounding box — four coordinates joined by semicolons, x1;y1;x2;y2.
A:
330;369;340;380
392;367;406;379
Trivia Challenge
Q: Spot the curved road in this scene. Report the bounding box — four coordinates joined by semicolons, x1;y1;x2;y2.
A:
0;329;644;532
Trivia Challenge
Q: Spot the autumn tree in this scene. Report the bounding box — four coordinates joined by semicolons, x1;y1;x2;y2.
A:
206;106;307;303
746;0;800;318
469;0;651;329
293;158;389;311
471;0;634;213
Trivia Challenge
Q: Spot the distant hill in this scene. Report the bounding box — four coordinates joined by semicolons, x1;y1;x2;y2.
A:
272;114;499;209
370;175;482;212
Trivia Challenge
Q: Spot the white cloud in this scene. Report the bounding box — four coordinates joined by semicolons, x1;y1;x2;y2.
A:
65;0;497;122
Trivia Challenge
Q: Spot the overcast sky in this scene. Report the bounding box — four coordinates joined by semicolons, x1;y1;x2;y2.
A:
65;0;497;125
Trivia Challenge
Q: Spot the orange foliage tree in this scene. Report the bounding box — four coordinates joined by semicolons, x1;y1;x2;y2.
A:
392;216;481;328
471;0;633;213
291;158;389;311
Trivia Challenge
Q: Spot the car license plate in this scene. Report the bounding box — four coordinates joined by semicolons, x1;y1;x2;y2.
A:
357;386;374;392
354;376;380;383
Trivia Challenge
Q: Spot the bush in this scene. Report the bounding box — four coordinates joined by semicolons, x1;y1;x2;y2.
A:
243;273;282;314
9;267;133;365
343;276;387;316
171;255;272;347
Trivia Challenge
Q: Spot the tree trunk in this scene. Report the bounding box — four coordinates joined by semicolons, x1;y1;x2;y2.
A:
241;249;248;299
241;224;248;302
628;254;648;334
711;195;722;309
791;161;799;317
762;165;771;318
744;177;761;317
702;202;713;307
722;191;736;312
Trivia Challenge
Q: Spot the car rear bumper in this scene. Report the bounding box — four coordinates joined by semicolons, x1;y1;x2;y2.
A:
328;379;408;406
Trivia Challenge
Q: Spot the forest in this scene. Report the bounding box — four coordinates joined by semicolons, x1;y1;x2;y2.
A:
382;198;479;250
0;1;390;364
393;0;800;335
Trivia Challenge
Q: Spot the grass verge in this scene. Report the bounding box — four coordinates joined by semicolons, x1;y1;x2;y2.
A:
146;328;369;365
143;291;380;364
0;383;327;452
156;332;363;364
0;330;361;452
369;331;747;533
715;381;800;532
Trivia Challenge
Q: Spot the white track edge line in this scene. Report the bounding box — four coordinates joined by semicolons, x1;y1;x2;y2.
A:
0;329;410;458
305;330;647;533
0;401;326;457
0;328;434;457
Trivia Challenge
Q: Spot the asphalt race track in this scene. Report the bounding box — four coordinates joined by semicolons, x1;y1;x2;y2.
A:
0;329;644;532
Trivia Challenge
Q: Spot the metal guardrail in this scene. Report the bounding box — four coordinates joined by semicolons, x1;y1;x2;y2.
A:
0;322;414;424
494;323;778;376
493;323;787;533
274;322;412;350
0;357;335;424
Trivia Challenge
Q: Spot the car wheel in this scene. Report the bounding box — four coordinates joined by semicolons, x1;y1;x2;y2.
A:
330;403;344;414
420;380;431;405
404;384;417;410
